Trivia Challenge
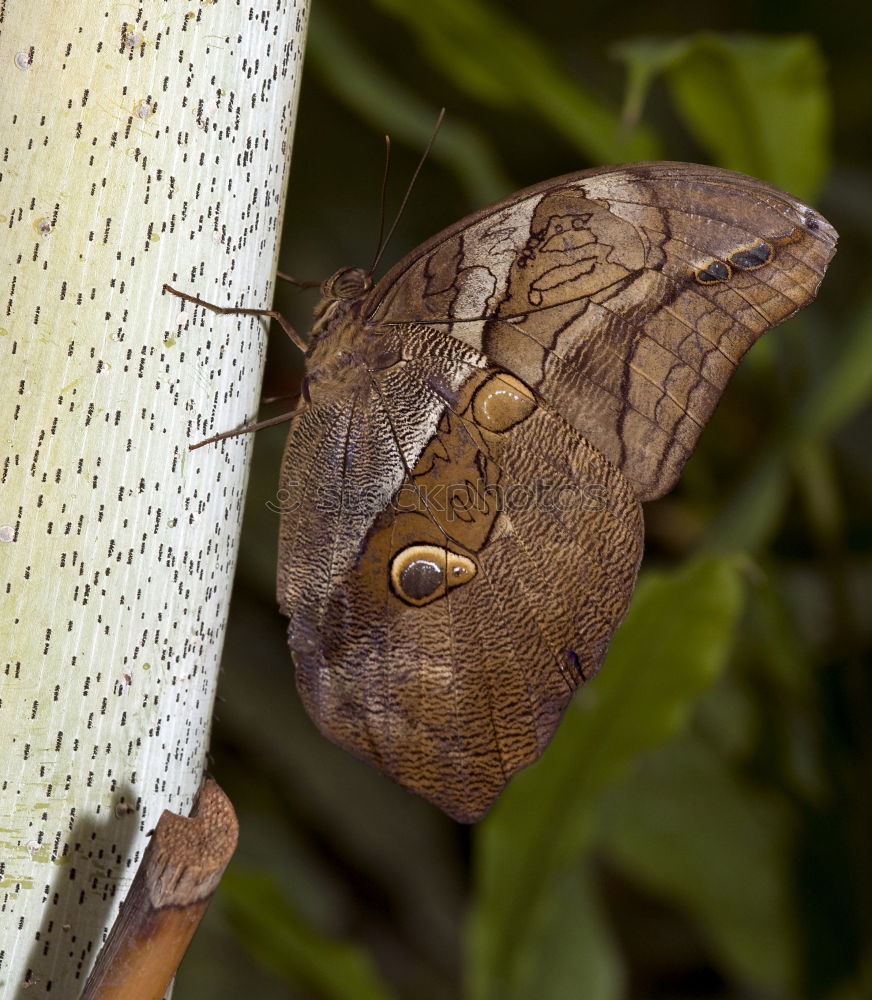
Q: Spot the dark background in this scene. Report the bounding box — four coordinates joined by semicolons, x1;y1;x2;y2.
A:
177;1;872;997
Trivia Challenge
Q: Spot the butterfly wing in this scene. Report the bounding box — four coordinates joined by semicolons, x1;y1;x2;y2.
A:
365;162;837;500
278;329;642;822
277;161;836;820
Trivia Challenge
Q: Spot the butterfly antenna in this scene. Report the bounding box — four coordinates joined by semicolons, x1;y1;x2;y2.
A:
367;134;393;276
369;107;446;276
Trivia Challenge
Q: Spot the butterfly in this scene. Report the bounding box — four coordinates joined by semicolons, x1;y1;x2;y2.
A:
168;161;836;822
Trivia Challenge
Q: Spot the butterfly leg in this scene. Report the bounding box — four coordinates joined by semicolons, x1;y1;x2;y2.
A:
163;283;310;448
163;283;307;353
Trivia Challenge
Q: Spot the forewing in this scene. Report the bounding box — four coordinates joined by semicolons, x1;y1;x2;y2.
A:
366;162;837;500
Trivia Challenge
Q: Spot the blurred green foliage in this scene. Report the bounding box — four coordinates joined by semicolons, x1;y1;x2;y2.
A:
176;1;872;998
469;557;745;1000
613;33;830;198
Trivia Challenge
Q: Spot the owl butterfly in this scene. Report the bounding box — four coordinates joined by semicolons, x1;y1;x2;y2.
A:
170;162;836;822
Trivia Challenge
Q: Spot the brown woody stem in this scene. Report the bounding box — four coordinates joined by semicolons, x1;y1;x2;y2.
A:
80;777;238;1000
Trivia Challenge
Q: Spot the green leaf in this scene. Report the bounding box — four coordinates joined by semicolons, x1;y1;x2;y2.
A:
669;33;829;198
615;33;830;198
468;555;745;1000
220;867;400;1000
486;857;624;1000
371;0;659;163
701;449;791;554
795;294;872;442
705;295;872;552
611;36;693;135
599;734;800;991
792;439;844;545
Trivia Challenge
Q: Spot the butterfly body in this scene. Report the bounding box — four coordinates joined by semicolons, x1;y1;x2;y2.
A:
268;162;837;822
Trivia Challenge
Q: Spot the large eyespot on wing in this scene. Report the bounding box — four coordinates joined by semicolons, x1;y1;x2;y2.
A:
364;162;837;501
288;357;643;822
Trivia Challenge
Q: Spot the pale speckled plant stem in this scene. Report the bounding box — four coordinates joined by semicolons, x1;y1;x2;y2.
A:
0;1;308;992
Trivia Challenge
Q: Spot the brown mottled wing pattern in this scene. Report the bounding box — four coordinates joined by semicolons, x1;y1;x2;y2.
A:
277;327;642;822
276;161;836;821
367;162;838;500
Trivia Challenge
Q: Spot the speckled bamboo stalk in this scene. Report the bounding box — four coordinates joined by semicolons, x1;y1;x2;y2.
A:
0;2;307;993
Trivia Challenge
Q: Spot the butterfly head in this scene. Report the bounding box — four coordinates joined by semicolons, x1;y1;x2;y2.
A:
310;266;373;342
320;266;372;302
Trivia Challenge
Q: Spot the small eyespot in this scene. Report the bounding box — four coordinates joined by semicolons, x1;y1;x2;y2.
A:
695;259;731;285
729;241;773;271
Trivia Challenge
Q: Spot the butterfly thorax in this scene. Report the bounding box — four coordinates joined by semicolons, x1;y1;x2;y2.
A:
306;267;404;401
